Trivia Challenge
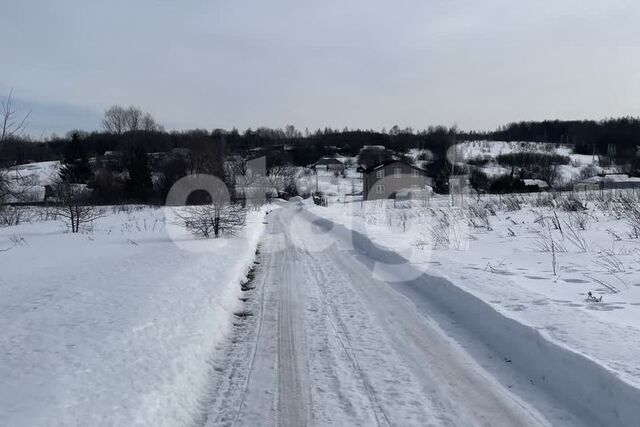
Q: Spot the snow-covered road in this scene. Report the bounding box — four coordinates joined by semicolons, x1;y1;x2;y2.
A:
200;204;586;426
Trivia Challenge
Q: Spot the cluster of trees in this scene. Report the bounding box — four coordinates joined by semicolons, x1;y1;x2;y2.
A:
496;152;570;186
102;105;163;134
1;117;465;170
468;171;539;194
57;131;226;205
466;149;572;194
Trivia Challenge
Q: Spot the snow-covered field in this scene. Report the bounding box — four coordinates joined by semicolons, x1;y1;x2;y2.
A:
308;191;640;424
0;205;266;426
1;161;61;203
299;160;362;204
5;161;61;187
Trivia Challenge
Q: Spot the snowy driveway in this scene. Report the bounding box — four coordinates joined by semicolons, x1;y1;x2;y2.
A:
201;204;586;426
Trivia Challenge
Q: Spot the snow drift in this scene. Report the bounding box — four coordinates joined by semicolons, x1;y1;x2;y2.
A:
302;208;640;427
0;206;266;426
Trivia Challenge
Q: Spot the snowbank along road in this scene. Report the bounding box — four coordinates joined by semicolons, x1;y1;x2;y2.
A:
199;203;590;426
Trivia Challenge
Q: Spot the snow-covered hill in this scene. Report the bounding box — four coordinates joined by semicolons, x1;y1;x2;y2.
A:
456;140;602;183
5;161;61;186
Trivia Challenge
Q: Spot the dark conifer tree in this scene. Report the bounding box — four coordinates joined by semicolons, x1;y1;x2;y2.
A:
126;146;153;202
59;132;92;184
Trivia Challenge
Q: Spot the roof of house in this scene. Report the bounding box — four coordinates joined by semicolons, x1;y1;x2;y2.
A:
314;157;343;165
523;179;550;187
103;150;123;157
358;159;428;174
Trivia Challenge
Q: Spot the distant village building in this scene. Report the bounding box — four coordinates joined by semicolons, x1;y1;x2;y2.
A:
358;145;395;170
103;151;123;160
311;157;344;171
100;151;124;168
359;159;431;200
361;145;386;151
523;179;550;191
574;173;640;192
249;144;294;154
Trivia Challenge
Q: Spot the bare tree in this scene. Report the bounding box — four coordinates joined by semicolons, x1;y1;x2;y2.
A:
0;205;27;227
227;157;272;208
53;182;104;233
1;89;31;143
124;106;143;131
267;165;297;194
0;171;11;203
284;124;301;139
229;158;257;199
173;178;247;238
177;203;246;238
343;158;354;169
0;167;32;204
102;105;128;135
141;113;162;132
0;89;33;209
102;105;162;134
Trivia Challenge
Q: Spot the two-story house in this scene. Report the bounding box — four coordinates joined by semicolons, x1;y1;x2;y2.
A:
359;160;431;200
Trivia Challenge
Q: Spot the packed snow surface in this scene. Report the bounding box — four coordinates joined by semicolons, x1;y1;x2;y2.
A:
201;204;587;426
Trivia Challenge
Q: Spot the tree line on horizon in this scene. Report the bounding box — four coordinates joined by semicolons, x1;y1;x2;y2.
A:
4;107;640;166
4;91;640;202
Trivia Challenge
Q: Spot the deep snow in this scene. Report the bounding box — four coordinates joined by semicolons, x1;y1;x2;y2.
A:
307;192;640;425
0;205;266;426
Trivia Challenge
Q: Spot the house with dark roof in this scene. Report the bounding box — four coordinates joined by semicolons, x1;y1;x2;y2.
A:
311;157;344;171
359;159;431;200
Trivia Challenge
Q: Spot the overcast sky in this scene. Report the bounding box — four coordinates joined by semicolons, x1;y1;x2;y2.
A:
1;0;639;136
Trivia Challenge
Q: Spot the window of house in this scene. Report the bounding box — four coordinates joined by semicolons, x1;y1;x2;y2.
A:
394;167;402;178
376;184;385;194
412;169;419;177
376;169;384;179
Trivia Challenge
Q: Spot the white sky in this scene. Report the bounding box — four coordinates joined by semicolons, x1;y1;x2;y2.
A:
1;0;639;136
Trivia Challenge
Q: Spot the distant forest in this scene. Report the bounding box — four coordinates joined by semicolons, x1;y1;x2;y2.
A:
3;105;640;201
3;117;640;168
492;118;640;158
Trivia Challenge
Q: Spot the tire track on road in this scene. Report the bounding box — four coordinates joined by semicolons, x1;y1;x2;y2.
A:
231;246;273;427
301;250;390;427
